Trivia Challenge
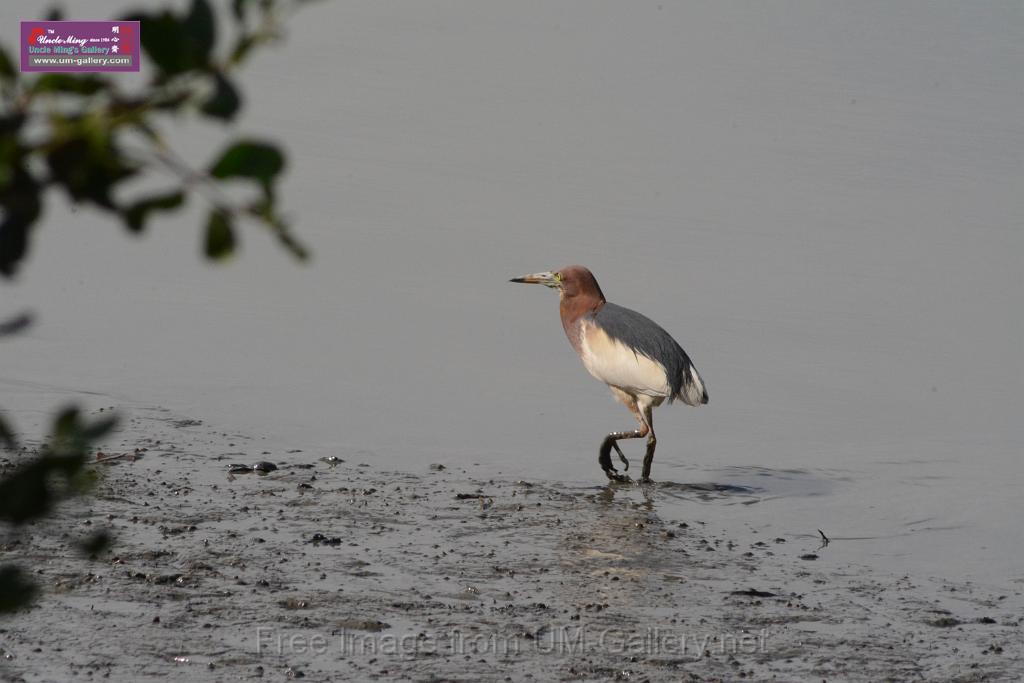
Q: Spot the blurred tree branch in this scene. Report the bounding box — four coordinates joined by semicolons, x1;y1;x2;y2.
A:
1;0;317;277
1;0;320;614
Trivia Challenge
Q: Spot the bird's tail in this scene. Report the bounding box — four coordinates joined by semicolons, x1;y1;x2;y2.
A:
677;363;709;406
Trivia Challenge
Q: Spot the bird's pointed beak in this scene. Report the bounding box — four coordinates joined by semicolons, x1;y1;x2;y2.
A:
509;271;560;289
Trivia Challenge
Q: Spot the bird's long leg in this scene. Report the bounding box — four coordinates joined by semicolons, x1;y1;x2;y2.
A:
639;402;657;483
599;390;648;482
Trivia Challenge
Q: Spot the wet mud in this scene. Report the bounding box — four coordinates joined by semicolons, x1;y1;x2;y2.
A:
1;408;1021;682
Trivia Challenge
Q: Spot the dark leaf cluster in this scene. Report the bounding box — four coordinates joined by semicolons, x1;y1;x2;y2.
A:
0;0;318;616
0;0;310;278
0;408;116;612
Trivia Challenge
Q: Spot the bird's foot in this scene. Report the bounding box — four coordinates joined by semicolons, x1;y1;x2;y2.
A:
611;441;629;471
603;467;631;483
599;438;631;483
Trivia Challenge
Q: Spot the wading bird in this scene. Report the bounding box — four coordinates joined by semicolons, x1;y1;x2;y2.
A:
511;266;708;482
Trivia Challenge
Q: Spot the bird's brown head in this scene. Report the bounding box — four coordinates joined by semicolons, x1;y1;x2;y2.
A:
511;265;607;346
510;265;606;306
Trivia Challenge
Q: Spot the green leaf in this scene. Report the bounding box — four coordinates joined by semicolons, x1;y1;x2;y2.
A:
121;190;185;233
32;73;109;95
0;45;16;83
204;210;236;260
48;407;116;455
0;115;23;191
0;163;42;278
52;406;79;440
209;140;284;188
0;565;38;613
0;113;24;135
124;0;217;78
183;0;216;64
200;71;241;121
0;311;33;337
0;407;116;524
0;212;33;278
79;530;113;556
0;453;80;524
81;414;118;441
122;10;186;76
46;132;137;209
0;414;15;449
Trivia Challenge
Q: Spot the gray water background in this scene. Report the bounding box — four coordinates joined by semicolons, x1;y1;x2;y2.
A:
3;2;1021;586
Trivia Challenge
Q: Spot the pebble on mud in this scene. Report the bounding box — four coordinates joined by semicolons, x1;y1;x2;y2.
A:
279;598;311;610
730;588;777;598
227;461;278;474
308;533;342;546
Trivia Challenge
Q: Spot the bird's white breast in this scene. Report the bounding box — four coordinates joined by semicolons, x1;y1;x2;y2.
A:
579;321;672;398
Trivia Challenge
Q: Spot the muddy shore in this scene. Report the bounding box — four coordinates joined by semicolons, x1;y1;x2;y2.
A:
1;408;1021;682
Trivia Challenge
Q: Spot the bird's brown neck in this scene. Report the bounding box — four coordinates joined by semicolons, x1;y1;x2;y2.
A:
559;292;604;352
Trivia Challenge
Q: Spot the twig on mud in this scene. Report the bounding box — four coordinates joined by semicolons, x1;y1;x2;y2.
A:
730;588;777;598
93;450;142;464
817;528;830;548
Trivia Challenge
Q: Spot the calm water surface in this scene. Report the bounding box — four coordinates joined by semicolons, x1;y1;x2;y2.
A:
2;2;1021;586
